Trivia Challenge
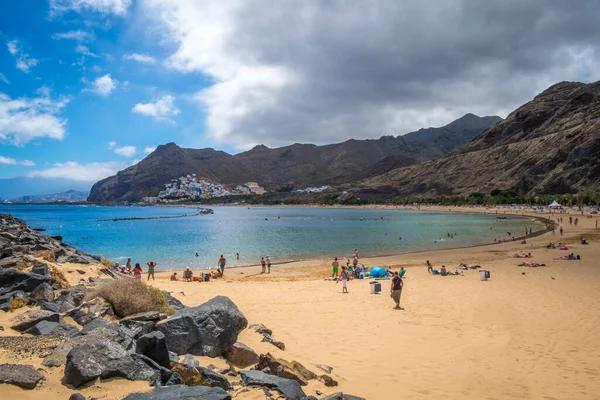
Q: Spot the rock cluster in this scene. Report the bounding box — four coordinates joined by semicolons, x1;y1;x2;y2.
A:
0;213;101;267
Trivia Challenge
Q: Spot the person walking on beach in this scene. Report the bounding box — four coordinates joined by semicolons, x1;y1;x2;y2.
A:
266;256;272;274
133;263;142;280
147;261;156;281
261;257;266;274
332;257;340;279
426;260;433;274
560;226;563;236
339;266;350;293
391;271;404;309
218;255;226;275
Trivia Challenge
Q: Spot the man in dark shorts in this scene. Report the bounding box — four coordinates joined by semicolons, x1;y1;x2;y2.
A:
391;271;403;309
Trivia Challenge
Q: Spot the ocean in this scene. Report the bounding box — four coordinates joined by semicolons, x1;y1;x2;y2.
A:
1;204;534;270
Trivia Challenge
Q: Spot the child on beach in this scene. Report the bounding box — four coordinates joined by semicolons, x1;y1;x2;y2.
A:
426;260;433;274
339;266;350;293
133;263;142;279
170;272;178;281
147;261;156;281
332;258;339;279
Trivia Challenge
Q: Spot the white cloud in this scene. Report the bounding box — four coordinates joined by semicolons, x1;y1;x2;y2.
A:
19;160;35;166
143;146;156;154
0;91;69;146
142;1;600;149
50;0;131;15
75;44;98;58
92;74;117;96
28;161;124;182
0;156;16;165
6;40;38;74
52;30;94;41
132;95;180;122
107;141;116;149
114;145;136;158
0;73;9;85
123;53;157;64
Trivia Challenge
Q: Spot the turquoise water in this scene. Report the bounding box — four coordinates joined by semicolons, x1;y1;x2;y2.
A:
1;205;533;270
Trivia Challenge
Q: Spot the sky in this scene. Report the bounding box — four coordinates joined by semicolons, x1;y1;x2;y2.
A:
1;0;599;183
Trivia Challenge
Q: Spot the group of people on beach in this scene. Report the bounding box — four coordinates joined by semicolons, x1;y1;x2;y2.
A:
115;258;156;281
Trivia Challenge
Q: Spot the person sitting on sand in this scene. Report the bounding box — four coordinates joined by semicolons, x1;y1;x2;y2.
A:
426;260;433;274
184;267;193;281
133;263;142;280
440;265;447;276
170;272;178;281
399;267;406;277
114;262;121;272
581;237;589;245
521;239;527;244
332;258;340;279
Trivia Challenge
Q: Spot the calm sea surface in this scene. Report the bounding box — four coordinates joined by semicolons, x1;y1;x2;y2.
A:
1;205;533;270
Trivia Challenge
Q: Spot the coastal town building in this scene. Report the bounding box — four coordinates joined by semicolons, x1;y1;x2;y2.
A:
156;175;265;201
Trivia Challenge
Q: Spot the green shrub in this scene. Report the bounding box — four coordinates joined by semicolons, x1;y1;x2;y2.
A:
85;278;174;318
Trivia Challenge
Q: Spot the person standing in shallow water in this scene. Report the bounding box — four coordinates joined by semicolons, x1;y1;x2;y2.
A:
147;261;156;281
391;271;404;309
261;257;266;274
266;256;272;274
332;257;339;279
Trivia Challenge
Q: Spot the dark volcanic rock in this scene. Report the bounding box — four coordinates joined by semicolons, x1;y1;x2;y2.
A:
31;263;50;276
197;367;233;391
69;394;86;400
135;331;170;368
0;289;27;311
122;385;232;400
156;296;247;356
261;334;286;351
0;256;22;269
122;311;161;322
0;268;54;296
131;353;184;387
0;363;43;389
120;320;156;339
320;393;366;400
320;374;338;387
224;342;259;368
64;339;155;388
80;317;117;334
31;282;54;302
255;353;316;386
39;300;61;313
240;370;306;400
10;309;60;331
161;290;186;311
66;297;115;325
23;320;60;335
249;323;273;336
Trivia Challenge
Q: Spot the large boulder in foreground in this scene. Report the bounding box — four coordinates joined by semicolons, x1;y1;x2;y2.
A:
320;393;366;400
135;331;170;368
240;370;306;400
0;363;43;389
156;296;247;356
123;385;231;400
64;339;155;388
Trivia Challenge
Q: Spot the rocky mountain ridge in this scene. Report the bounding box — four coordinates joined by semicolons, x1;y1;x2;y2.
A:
87;114;500;202
357;81;600;198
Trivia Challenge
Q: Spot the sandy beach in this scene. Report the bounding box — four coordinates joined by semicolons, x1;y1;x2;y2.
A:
1;206;599;399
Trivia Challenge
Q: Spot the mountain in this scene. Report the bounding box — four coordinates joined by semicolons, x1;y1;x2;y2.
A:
358;81;600;198
9;190;89;203
0;177;92;201
88;114;500;202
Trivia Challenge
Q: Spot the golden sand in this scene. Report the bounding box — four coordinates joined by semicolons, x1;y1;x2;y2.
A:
1;207;599;399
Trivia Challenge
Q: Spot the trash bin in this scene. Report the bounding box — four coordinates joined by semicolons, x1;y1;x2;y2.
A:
370;282;382;294
480;270;488;281
485;270;491;279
